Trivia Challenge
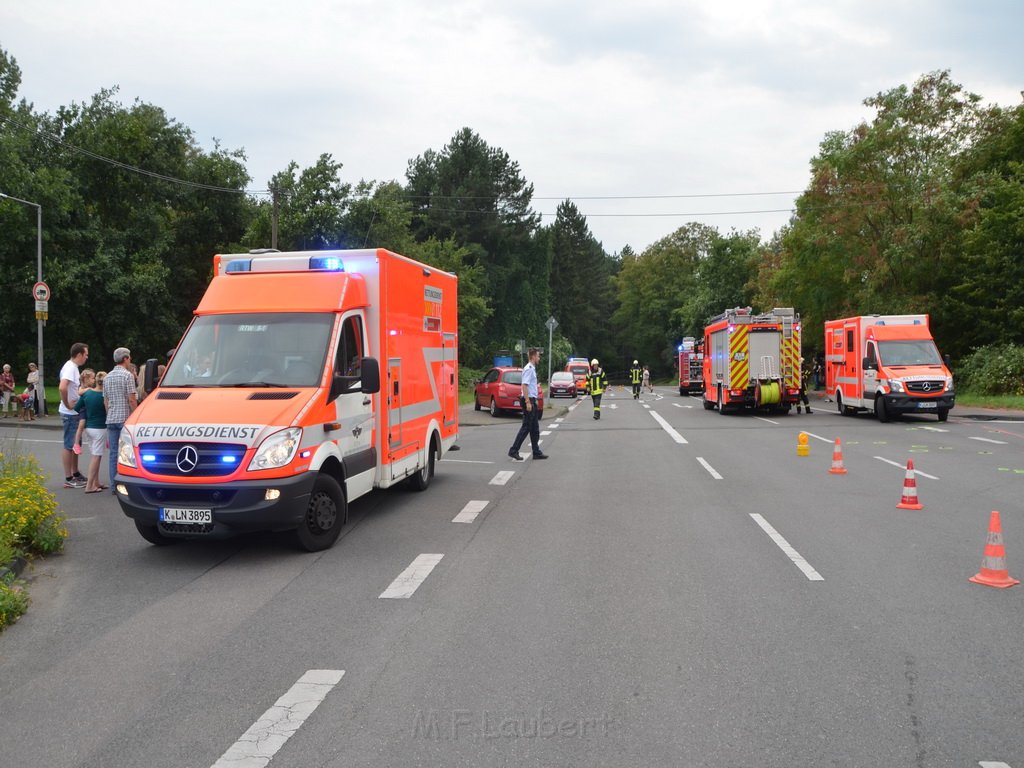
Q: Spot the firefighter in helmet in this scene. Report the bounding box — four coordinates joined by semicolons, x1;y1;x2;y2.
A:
796;356;812;414
629;359;642;399
587;358;608;419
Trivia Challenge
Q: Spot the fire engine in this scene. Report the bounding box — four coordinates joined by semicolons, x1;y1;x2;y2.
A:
116;249;459;551
824;314;954;422
677;337;704;395
702;307;801;414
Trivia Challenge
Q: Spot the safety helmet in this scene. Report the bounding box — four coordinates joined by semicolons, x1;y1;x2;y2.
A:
633;360;638;365
591;359;599;366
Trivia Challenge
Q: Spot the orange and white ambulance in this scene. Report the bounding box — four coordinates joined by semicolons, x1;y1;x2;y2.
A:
116;248;459;550
824;314;954;422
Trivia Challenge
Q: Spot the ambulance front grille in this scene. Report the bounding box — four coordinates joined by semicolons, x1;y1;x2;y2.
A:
905;380;946;394
139;442;247;477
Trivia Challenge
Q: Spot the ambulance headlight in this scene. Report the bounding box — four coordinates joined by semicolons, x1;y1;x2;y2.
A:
889;379;905;393
118;431;137;469
248;428;302;471
945;377;954;392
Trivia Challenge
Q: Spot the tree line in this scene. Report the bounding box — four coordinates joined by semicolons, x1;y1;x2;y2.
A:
1;50;1020;385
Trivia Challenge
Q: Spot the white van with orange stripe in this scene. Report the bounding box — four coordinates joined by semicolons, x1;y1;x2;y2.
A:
116;249;459;551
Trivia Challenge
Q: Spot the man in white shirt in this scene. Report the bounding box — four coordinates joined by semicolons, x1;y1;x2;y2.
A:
507;347;548;461
58;342;89;488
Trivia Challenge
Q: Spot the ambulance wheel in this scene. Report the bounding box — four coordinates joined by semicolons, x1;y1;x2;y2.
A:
135;520;173;546
874;397;890;423
407;438;437;492
837;392;854;417
489;398;500;417
296;475;346;552
937;408;949;422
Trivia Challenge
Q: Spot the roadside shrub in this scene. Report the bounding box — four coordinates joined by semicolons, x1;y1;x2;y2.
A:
0;441;67;631
957;344;1024;396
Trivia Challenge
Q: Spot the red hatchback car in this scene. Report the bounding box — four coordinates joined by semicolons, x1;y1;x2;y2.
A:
474;367;544;417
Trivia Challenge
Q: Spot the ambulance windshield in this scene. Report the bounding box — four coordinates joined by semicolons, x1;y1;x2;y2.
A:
878;339;943;367
162;312;333;387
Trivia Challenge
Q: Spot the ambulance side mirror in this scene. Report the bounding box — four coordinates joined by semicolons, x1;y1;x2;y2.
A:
862;357;877;371
329;356;380;401
144;358;159;394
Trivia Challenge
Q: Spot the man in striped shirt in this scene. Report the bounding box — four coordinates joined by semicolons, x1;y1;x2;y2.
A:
104;347;138;493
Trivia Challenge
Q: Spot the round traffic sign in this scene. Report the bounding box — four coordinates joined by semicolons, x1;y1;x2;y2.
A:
32;281;50;301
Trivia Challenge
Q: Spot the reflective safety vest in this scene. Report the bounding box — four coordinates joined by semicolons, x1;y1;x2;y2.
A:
587;368;607;395
630;366;642;384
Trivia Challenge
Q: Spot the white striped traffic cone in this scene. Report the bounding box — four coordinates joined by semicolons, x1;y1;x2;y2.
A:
969;511;1019;588
896;459;923;510
829;437;847;475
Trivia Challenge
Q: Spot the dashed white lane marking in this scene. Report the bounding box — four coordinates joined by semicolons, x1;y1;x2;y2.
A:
548;423;559;428
643;404;650;409
649;411;688;444
210;669;345;768
540;431;552;436
970;436;1008;445
555;417;564;422
979;762;1012;767
453;500;488;524
753;416;780;425
672;403;693;409
874;456;939;480
490;471;515;485
918;425;949;433
750;514;824;581
696;457;723;480
446;459;495;464
803;431;834;444
379;554;444;599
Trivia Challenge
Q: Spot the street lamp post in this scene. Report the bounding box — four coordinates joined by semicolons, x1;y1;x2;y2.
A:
0;192;46;414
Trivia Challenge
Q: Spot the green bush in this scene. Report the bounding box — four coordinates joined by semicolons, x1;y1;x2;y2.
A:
957;344;1024;396
0;440;68;630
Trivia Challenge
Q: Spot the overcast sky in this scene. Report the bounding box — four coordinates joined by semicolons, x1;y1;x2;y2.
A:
3;0;1023;254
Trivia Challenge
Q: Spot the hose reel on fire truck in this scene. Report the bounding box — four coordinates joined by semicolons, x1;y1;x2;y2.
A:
754;354;782;406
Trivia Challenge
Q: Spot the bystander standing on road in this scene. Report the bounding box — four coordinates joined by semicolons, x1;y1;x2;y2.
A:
74;370;108;493
58;342;89;488
1;363;15;418
642;365;653;394
507;347;548;461
104;347;138;493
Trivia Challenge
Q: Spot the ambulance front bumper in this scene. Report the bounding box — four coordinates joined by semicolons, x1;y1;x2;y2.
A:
115;472;316;539
882;393;955;415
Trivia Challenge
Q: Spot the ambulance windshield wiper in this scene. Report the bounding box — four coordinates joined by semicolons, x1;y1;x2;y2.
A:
216;381;291;388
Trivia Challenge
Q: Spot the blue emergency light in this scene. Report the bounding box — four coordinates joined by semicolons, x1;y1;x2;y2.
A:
308;255;345;271
225;259;252;273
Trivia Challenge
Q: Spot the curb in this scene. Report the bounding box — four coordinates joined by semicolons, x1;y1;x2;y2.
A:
0;556;29;584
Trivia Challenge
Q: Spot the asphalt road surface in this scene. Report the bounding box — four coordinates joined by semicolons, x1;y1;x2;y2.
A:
1;388;1022;767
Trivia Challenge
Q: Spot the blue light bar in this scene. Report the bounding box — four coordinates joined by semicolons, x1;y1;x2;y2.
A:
141;453;157;463
226;259;252;273
221;455;238;464
308;255;345;271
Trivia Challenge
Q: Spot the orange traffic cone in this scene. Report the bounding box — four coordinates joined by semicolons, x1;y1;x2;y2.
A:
969;511;1019;588
829;438;847;474
896;459;923;509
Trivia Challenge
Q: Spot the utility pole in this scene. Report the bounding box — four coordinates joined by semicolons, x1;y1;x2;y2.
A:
0;191;46;414
545;316;558;383
270;186;279;250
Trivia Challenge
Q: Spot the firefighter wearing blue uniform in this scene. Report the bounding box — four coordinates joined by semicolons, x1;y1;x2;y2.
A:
588;359;608;420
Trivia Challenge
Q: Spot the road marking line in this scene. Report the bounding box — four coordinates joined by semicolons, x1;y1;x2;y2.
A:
750;514;824;581
874;456;939;480
979;762;1012;767
540;430;552;436
802;431;834;444
211;669;345;768
753;416;780;425
918;425;949;433
0;436;62;444
490;471;515;485
643;404;650;409
970;436;1008;445
650;411;688;444
548;423;559;428
445;459;495;464
379;554;444;599
696;457;722;479
555;418;564;423
453;500;488;524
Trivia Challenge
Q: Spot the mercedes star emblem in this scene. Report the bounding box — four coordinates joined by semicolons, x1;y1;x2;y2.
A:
176;445;199;473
